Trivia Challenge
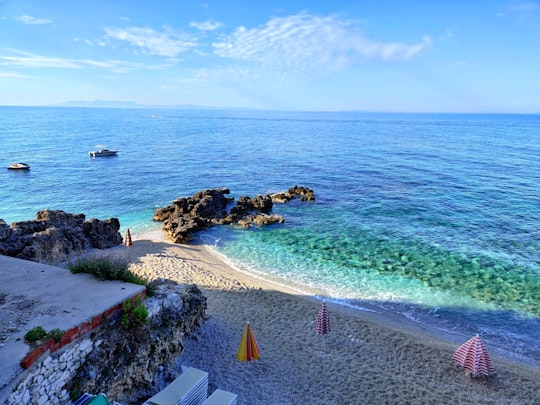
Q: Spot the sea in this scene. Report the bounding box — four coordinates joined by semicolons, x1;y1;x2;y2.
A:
1;106;539;366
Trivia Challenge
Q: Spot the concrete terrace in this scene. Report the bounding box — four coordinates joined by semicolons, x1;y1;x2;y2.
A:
0;254;145;401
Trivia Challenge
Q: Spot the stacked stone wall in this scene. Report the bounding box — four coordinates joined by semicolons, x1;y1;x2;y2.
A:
6;338;97;405
19;291;145;371
2;282;206;405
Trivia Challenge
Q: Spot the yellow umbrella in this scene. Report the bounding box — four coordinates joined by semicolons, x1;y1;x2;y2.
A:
237;322;260;362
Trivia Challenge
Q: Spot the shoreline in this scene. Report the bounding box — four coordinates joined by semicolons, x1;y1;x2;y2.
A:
135;231;538;368
98;232;539;404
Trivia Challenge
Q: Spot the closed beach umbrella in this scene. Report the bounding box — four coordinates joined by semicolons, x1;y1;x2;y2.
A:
237;322;260;362
316;301;331;335
124;228;133;247
452;334;495;377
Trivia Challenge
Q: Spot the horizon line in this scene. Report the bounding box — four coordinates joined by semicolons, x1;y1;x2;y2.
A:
0;101;538;115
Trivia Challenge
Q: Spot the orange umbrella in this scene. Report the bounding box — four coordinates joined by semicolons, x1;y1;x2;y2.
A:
124;228;133;247
237;322;260;362
452;334;495;377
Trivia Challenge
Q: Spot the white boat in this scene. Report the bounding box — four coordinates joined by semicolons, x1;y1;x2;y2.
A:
7;162;30;170
88;149;118;157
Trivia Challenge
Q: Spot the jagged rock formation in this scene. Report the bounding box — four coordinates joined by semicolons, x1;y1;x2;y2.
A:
271;185;315;203
0;210;122;264
153;186;314;243
66;282;207;405
152;188;233;243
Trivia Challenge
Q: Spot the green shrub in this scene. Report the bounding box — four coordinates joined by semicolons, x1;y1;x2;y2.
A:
122;296;148;330
145;281;157;297
68;256;130;280
69;378;83;402
24;326;47;344
132;304;149;325
24;326;65;345
48;328;64;343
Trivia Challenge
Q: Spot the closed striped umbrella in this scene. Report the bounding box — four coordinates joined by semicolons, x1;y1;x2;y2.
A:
452;334;494;377
316;301;331;335
124;228;133;247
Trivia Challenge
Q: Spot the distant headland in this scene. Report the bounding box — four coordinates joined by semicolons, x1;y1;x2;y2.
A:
51;99;255;110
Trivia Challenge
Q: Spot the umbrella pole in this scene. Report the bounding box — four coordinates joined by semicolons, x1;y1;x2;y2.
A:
321;333;328;351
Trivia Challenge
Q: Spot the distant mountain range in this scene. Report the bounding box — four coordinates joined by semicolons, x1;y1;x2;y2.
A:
53;100;250;110
55;100;143;108
51;100;372;113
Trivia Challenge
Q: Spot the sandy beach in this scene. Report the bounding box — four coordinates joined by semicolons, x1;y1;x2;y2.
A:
109;232;539;405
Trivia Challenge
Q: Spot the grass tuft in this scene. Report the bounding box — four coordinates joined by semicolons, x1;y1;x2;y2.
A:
68;256;154;295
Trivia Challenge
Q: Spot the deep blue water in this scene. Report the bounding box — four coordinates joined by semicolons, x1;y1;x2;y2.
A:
1;107;539;365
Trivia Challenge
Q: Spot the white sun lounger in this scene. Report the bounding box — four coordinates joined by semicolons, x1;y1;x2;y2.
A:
144;367;209;405
202;389;238;405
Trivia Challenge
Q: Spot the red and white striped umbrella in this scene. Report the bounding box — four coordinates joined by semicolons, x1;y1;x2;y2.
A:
124;228;133;247
452;334;494;377
316;301;331;335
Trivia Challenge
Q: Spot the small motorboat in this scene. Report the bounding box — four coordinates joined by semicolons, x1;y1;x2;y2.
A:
7;162;30;170
88;149;118;157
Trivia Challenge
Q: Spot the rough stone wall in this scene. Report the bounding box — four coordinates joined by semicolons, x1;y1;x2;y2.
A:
4;282;206;405
6;338;95;405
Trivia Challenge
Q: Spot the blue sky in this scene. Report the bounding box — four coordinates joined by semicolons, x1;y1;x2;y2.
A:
1;1;539;112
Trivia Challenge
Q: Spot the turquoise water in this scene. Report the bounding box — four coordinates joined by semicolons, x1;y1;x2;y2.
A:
1;107;539;363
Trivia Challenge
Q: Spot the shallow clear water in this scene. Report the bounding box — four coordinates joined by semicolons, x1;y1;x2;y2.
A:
1;107;539;363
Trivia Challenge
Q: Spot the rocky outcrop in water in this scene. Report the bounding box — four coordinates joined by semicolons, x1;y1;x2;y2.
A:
153;188;233;243
153;186;314;243
271;185;315;203
0;210;123;264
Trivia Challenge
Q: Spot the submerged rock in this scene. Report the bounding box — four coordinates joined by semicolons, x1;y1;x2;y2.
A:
271;185;315;203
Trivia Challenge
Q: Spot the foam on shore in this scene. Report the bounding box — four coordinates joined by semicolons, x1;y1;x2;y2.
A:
103;232;539;404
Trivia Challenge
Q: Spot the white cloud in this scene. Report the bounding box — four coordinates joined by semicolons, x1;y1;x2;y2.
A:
360;35;433;61
190;20;222;31
0;50;80;69
0;71;30;78
507;2;540;13
79;59;118;69
0;49;161;73
104;27;197;58
74;38;95;46
160;85;177;91
190;66;255;81
213;13;431;77
15;15;52;25
498;2;540;20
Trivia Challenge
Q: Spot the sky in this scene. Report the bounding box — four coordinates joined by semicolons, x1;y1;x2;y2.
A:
0;1;539;113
